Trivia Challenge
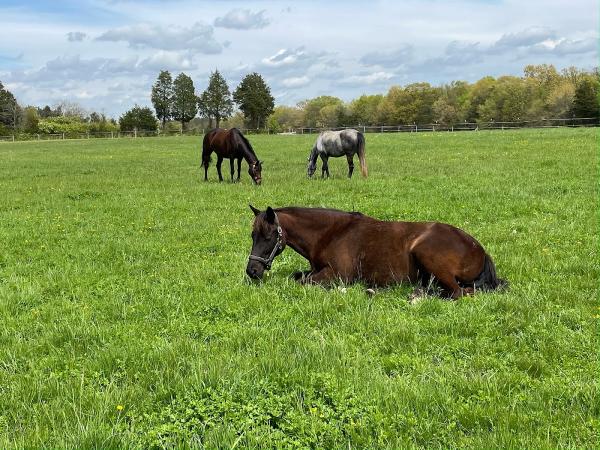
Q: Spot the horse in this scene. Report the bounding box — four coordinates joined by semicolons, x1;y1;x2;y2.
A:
307;129;367;179
201;128;262;184
246;206;507;300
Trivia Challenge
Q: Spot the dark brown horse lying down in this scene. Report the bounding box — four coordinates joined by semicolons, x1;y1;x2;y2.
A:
246;206;507;299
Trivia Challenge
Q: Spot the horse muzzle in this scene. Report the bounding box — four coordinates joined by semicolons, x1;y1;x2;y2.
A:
246;262;264;280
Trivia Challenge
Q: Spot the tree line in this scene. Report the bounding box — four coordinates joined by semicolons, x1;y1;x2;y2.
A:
150;70;275;131
0;64;598;136
266;65;599;132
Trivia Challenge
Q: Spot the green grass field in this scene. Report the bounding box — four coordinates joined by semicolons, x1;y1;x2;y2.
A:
0;128;597;449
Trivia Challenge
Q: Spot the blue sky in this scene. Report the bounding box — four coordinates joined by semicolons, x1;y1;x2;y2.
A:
0;0;597;117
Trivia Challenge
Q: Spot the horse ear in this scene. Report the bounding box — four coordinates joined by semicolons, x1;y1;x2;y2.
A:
265;206;275;223
249;204;261;216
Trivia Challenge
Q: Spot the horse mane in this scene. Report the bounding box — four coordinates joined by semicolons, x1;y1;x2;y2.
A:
231;128;257;160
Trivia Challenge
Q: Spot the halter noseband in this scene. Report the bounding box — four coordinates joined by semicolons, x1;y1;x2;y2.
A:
248;213;283;270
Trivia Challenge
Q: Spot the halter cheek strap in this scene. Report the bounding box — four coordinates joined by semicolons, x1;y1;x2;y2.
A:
248;213;284;270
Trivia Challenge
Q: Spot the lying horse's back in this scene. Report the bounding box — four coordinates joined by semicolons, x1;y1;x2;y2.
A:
281;208;503;298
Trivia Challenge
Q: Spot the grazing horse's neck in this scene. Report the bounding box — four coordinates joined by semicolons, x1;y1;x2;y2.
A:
277;208;356;261
234;132;257;164
241;146;258;164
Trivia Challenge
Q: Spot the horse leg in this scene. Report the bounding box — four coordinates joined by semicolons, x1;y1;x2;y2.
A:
291;270;312;282
204;161;209;181
301;267;335;285
320;155;329;178
410;241;466;299
346;154;354;178
229;158;235;182
216;156;224;182
237;158;242;181
412;255;464;299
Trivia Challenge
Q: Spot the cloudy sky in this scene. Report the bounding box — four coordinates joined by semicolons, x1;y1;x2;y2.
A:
0;0;597;117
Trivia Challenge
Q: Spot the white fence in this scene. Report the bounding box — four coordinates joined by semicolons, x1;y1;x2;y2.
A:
294;117;599;134
0;117;597;142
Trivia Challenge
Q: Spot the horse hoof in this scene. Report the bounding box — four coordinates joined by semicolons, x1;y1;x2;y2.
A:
365;288;376;297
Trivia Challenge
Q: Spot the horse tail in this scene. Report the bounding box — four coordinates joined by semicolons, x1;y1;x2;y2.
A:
356;131;368;177
201;131;213;168
472;253;508;292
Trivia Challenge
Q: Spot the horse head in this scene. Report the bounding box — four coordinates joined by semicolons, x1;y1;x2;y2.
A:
249;160;262;185
246;205;285;279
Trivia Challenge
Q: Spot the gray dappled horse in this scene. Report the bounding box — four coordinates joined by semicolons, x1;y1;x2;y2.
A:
307;129;367;179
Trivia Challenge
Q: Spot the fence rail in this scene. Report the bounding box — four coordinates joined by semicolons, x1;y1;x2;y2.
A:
0;117;597;142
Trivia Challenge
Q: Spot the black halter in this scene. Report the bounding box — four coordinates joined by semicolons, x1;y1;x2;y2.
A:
248;213;284;270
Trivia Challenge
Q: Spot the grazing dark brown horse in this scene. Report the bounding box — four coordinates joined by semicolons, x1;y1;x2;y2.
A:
246;206;507;299
202;128;262;184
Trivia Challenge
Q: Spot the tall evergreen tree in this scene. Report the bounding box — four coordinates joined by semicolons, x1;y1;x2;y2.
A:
0;81;20;129
172;73;198;129
151;70;174;129
200;70;233;128
233;73;274;129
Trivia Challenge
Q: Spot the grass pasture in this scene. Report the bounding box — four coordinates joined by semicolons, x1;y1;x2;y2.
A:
0;128;597;448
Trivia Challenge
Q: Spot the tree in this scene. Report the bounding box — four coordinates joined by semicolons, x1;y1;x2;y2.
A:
233;72;274;129
299;96;343;128
119;105;158;131
0;81;20;129
172;73;198;129
151;70;174;129
56;101;86;118
433;97;460;125
544;82;575;118
22;106;40;133
267;105;303;131
349;95;384;125
571;77;599;118
37;105;60;118
199;70;233;128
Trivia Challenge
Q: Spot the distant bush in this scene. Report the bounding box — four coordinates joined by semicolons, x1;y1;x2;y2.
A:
38;116;88;134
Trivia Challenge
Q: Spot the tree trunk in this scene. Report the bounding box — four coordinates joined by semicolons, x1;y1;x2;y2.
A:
216;115;220;128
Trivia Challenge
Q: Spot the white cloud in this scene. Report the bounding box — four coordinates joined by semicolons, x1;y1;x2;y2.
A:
137;51;196;71
96;22;222;54
492;26;557;52
337;72;394;87
281;76;310;88
214;9;270;30
531;37;597;55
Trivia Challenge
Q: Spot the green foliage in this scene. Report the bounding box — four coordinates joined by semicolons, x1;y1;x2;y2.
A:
479;76;533;122
571;77;600;118
21;106;40;133
38;115;88;134
233;72;274;129
88;113;119;133
172;73;198;128
131;375;379;449
151;70;174;128
0;80;20;128
299;96;345;128
119;105;158;131
267;105;304;132
198;70;233;128
221;111;246;129
0;130;597;448
349;95;384;125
